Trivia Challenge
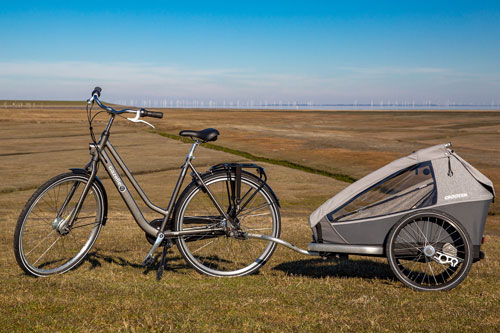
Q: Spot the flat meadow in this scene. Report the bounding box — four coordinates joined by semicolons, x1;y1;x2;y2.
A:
0;101;499;331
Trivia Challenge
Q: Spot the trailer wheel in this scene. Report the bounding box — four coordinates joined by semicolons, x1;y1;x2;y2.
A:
386;210;472;291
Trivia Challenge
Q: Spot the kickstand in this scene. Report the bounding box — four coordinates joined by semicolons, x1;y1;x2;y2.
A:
156;240;172;281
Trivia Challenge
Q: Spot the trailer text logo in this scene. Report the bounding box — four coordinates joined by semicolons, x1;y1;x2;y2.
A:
444;193;468;200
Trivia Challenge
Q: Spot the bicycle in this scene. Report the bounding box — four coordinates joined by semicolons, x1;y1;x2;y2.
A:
13;87;281;279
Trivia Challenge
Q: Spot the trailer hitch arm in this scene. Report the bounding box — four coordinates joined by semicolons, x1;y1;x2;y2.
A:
245;233;320;256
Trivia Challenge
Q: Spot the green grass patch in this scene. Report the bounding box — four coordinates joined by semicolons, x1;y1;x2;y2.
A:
153;130;357;184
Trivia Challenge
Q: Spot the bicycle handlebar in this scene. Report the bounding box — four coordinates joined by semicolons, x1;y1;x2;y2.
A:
140;109;164;119
88;87;164;120
91;87;102;98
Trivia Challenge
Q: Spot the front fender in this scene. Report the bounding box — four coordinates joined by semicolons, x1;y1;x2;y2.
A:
69;168;108;226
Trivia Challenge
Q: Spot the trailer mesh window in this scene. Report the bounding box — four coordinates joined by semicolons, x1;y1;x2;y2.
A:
328;162;436;222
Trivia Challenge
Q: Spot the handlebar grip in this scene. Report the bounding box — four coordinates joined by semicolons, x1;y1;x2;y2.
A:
140;109;163;119
91;87;102;97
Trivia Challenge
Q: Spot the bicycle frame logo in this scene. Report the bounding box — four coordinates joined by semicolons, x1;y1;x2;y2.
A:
108;165;126;192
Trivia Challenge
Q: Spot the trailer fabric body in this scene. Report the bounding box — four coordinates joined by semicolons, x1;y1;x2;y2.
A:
309;144;494;248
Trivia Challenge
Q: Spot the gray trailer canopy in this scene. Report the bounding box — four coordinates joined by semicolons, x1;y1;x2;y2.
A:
309;143;495;228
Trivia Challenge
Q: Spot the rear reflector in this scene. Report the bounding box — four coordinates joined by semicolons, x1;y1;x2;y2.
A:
482;236;485;244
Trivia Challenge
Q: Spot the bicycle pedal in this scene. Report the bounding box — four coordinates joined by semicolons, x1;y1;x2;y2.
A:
142;232;165;267
141;255;155;267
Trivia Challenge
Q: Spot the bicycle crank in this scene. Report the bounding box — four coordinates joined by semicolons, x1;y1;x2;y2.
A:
142;233;164;267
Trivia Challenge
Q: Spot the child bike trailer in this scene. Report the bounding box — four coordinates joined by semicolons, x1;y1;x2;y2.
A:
308;143;494;291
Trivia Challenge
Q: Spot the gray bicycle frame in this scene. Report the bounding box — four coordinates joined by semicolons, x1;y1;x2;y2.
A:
71;114;229;238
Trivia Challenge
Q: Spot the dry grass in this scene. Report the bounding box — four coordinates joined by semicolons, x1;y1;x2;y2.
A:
0;102;499;331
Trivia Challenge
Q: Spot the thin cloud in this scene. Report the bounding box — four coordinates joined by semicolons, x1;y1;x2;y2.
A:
0;61;237;81
0;60;333;100
0;61;498;104
339;66;450;75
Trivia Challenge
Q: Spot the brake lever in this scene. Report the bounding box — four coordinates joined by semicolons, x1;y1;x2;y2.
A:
127;111;155;128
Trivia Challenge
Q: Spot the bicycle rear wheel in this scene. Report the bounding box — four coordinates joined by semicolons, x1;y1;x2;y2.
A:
175;170;281;277
13;172;106;276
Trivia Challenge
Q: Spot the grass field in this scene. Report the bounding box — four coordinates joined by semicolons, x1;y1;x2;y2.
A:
1;102;499;331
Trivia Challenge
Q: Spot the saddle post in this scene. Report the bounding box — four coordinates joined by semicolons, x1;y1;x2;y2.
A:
158;140;200;231
186;140;200;160
143;139;201;268
148;139;202;274
144;129;220;271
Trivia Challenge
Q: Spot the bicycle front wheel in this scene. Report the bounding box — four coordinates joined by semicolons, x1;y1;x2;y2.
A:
175;171;281;277
14;172;106;276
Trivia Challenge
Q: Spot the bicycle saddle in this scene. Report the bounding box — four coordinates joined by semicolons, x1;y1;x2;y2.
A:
179;128;219;142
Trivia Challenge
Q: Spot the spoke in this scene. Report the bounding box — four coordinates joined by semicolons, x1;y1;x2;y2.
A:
394;246;420;251
238;189;257;210
40;195;56;214
245;227;273;231
428;218;434;243
422;261;429;285
25;229;57;256
444;266;453;280
195;191;225;224
414;221;429;245
424;219;429;244
191;240;215;254
33;236;62;265
434;229;459;246
396;250;422;262
395;255;424;260
71;221;99;230
431;220;445;247
55;182;61;211
238;186;254;208
239;212;272;222
400;228;420;248
238;202;271;218
243;212;271;218
408;221;423;246
30;209;52;225
407;252;424;274
24;217;52;221
427;262;438;285
180;225;222;232
48;189;58;214
75;215;97;220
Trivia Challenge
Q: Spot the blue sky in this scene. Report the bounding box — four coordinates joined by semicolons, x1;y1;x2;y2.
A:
0;1;499;104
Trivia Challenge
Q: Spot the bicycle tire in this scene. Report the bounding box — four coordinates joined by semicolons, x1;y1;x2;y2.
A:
13;171;106;276
175;170;281;277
